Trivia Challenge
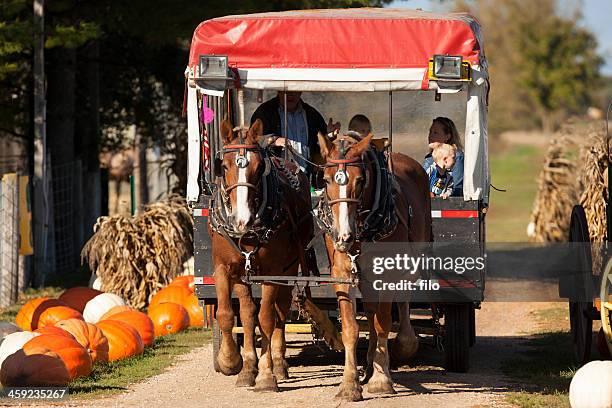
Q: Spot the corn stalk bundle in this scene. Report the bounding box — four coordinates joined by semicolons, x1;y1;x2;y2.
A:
81;195;193;308
578;128;609;273
528;136;580;242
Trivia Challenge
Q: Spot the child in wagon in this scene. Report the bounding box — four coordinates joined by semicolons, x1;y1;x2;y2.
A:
422;117;464;196
425;143;456;199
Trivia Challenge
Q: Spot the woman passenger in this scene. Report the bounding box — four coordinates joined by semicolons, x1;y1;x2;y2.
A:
422;117;464;196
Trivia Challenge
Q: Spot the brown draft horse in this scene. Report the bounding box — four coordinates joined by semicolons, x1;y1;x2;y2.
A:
317;131;432;401
210;119;338;392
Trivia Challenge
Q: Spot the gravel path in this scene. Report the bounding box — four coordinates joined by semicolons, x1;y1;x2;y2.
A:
53;301;564;408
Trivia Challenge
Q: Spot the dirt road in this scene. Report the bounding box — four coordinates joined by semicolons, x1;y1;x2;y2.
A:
74;301;564;408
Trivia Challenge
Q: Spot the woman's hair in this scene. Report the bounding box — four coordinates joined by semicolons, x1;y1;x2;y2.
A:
348;114;372;135
432;143;457;163
433;117;462;151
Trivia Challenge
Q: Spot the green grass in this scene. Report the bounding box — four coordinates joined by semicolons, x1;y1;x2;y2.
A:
487;144;545;242
532;307;569;327
69;328;210;399
501;304;577;408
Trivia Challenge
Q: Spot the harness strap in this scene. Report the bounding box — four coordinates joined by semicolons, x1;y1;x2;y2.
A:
225;182;258;193
328;197;361;205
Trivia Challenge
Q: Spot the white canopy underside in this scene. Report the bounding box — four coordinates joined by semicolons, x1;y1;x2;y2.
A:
186;67;489;203
193;67;483;93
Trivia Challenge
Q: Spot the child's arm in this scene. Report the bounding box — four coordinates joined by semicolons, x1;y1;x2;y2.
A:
442;175;454;199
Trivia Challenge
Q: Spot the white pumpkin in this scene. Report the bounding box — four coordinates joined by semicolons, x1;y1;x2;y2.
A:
182;257;194;276
83;293;126;323
569;360;612;408
0;331;40;368
92;277;102;291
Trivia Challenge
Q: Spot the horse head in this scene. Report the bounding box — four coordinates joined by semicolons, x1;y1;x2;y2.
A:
318;132;374;252
218;118;267;234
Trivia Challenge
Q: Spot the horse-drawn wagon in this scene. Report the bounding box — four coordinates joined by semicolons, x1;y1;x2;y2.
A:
563;103;611;364
184;8;490;394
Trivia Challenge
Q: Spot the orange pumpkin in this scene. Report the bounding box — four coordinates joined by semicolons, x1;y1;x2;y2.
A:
0;348;70;387
37;306;84;328
99;305;134;321
23;334;92;380
182;295;204;327
34;326;74;339
55;319;109;364
96;320;144;361
149;286;191;307
147;303;189;336
149;286;203;327
15;297;66;331
168;275;195;293
58;287;103;313
105;310;155;347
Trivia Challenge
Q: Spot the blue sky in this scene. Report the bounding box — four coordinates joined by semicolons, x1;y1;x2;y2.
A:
386;0;612;75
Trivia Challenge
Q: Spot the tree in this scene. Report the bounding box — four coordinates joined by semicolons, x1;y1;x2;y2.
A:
454;0;603;133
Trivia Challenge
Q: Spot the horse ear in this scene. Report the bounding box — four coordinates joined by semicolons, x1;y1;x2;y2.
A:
220;117;234;143
247;119;263;143
347;133;373;158
318;132;334;158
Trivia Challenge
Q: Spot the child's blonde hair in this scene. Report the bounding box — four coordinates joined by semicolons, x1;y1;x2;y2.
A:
432;143;457;163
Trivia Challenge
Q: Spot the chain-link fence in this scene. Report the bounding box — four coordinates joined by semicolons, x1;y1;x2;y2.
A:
0;173;20;307
51;161;81;275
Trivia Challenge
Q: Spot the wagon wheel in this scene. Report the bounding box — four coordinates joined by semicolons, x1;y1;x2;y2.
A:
568;205;594;365
444;303;470;373
600;258;612;356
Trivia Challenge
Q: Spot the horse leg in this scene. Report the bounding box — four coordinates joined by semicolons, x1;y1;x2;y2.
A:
334;285;362;402
234;283;258;387
362;303;378;385
271;285;292;380
390;301;419;363
215;269;242;376
254;283;279;392
365;302;396;394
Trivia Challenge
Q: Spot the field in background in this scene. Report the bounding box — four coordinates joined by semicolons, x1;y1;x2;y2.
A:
487;143;545;242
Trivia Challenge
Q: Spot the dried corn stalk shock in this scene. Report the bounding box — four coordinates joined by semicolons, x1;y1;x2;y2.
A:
528;135;580;242
578;127;610;274
81;195;193;308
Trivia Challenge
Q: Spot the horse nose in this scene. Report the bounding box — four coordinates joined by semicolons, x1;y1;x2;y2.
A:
236;220;248;233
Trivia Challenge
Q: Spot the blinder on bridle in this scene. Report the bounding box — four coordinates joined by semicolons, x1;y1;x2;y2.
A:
325;155;367;206
218;142;269;199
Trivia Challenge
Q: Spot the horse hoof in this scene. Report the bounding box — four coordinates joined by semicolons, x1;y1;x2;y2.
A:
361;364;374;385
273;359;289;380
254;375;278;392
236;371;257;387
365;377;396;395
389;335;419;364
335;382;363;402
217;353;243;376
273;366;289;380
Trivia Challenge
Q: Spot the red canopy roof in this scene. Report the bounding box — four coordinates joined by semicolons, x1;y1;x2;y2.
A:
188;8;484;70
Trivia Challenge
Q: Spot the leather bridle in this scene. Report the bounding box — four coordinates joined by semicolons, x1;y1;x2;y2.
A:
324;156;366;206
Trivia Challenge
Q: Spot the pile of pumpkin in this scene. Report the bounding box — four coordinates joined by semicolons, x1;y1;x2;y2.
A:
0;275;201;387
